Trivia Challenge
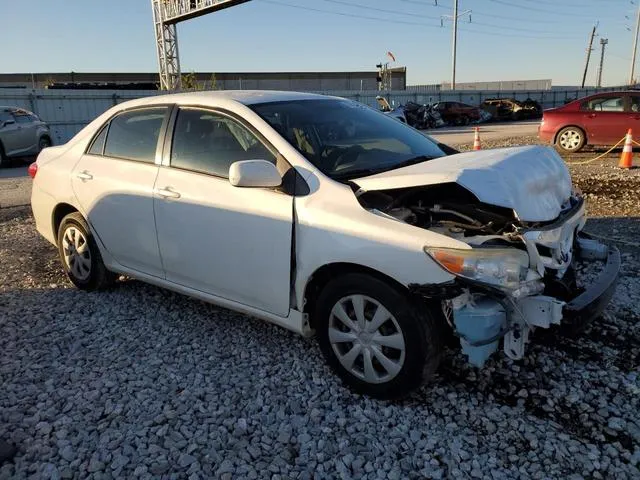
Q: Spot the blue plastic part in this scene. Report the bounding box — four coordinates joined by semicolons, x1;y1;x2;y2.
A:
453;297;507;368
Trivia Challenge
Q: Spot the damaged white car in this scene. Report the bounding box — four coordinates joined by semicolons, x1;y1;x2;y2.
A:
30;91;620;399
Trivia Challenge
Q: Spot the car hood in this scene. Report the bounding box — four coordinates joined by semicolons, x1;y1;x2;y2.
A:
351;145;572;222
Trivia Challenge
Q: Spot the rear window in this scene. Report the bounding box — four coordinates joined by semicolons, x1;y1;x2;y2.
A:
103;108;167;163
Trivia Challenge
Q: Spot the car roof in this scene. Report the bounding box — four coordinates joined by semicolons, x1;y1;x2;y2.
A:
120;90;339;110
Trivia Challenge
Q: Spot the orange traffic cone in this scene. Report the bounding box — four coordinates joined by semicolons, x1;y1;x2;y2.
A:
619;129;634;168
473;127;481;150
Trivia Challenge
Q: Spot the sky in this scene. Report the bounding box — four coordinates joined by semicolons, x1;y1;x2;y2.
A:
1;0;637;87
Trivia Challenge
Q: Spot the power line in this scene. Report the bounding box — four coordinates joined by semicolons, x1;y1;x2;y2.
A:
325;0;577;34
320;0;439;20
263;0;583;39
487;0;615;18
263;0;433;26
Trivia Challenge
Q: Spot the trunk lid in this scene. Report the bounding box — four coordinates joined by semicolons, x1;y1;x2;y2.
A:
351;145;572;222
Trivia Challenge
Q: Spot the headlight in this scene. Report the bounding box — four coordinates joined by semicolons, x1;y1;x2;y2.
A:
425;247;530;290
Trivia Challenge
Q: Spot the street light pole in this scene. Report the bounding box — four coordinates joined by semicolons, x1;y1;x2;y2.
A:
441;1;471;91
451;0;458;90
630;4;640;85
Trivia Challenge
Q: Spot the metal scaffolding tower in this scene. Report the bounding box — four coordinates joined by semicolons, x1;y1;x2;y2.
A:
151;0;252;90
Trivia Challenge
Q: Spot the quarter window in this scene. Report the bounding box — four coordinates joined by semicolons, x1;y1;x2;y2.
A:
103;108;167;163
88;124;109;155
170;109;275;177
583;96;624;112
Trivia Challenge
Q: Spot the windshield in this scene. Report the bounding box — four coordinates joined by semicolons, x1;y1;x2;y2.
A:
250;99;447;180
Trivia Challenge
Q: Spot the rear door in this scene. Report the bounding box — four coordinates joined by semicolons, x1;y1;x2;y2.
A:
626;94;640;130
580;95;628;144
71;106;170;278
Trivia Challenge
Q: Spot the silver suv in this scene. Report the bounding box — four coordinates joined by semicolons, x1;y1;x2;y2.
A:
0;107;52;167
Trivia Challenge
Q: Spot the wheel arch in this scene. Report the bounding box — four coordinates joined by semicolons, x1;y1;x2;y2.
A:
52;203;80;238
302;262;440;329
554;124;587;145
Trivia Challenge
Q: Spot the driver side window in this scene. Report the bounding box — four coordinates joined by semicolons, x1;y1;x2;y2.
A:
170;109;276;178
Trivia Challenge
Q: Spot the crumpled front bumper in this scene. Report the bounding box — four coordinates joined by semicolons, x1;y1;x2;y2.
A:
562;241;621;328
412;235;621;367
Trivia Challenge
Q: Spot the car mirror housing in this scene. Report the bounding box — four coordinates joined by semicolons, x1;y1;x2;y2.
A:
228;160;282;188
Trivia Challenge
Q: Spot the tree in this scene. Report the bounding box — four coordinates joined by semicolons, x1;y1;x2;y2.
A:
181;71;203;91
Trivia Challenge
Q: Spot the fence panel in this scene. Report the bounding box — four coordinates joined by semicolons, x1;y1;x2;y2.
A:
0;85;631;144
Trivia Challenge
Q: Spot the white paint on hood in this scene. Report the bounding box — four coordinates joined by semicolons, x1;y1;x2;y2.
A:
352;145;573;222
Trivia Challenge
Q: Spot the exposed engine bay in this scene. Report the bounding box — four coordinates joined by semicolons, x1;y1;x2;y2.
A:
354;182;619;368
357;182;525;238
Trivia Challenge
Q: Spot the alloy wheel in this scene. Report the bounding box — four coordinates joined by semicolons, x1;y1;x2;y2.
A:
62;226;92;281
559;129;582;151
328;294;406;384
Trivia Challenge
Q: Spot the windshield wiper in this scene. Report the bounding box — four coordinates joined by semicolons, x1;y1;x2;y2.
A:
331;155;436;181
331;168;385;180
391;155;435;169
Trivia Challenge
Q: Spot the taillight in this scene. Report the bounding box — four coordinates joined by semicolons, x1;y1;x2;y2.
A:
28;162;38;179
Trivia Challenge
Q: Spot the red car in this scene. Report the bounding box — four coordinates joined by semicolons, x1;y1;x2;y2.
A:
539;90;640;152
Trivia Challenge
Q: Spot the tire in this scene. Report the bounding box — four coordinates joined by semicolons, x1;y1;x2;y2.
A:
556;127;585;152
314;273;444;399
0;142;6;168
38;136;51;152
57;212;116;291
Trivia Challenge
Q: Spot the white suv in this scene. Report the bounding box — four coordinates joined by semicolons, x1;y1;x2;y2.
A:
0;106;52;166
29;91;619;398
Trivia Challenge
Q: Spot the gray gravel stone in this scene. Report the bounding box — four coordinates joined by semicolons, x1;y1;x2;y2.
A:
1;201;640;478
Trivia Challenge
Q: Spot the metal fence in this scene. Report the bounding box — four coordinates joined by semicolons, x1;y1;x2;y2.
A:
0;85;629;144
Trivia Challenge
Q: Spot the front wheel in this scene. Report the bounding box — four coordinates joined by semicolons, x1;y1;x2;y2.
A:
556;127;585;152
57;212;116;290
315;273;444;399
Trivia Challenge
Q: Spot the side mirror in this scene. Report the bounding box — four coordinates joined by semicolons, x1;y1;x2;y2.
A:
229;160;282;188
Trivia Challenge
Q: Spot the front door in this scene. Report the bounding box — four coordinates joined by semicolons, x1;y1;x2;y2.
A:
0;112;22;156
71;107;169;278
12;111;38;154
581;95;629;144
153;107;293;316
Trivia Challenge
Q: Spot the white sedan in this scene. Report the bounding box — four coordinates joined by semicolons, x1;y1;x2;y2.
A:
30;91;619;398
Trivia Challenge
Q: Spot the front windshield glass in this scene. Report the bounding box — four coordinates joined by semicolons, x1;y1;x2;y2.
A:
250;99;447;180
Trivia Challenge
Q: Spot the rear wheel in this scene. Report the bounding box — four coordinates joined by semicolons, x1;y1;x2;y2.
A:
0;142;6;168
57;212;116;290
315;273;443;399
38;136;51;152
556;127;585;152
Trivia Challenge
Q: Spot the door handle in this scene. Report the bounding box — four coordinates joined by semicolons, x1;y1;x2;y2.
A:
633;115;640;120
155;187;181;199
587;113;597;118
76;171;93;181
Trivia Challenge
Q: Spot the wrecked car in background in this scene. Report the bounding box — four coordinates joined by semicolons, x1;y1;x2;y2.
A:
376;96;444;129
481;98;542;121
432;101;491;126
31;91;620;399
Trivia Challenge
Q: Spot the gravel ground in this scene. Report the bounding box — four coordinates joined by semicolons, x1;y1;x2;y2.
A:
1;143;639;479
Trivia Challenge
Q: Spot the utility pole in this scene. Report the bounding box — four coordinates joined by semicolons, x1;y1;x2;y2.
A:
441;1;471;90
581;24;598;88
596;38;608;88
630;4;640;85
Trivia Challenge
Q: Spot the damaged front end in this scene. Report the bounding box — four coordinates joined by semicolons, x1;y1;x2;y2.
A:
354;165;620;368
